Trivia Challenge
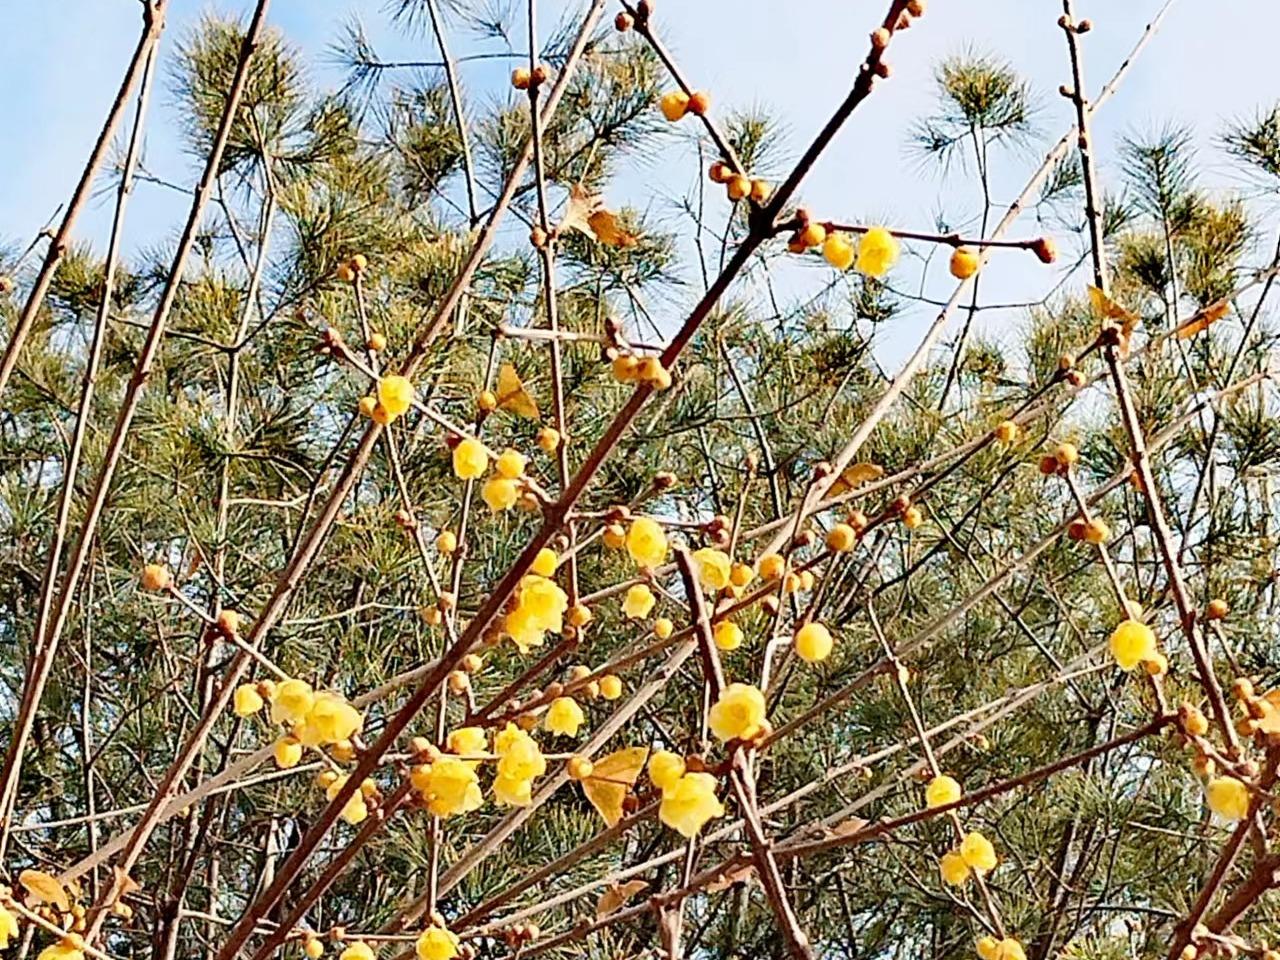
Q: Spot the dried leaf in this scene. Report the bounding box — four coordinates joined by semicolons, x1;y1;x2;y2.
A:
595;880;649;918
580;746;649;826
559;184;637;247
705;862;756;893
496;363;539;419
826;816;870;840
20;869;70;912
1174;300;1230;340
842;463;883;485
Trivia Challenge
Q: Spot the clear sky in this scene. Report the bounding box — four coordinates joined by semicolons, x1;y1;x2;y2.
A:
3;1;1278;365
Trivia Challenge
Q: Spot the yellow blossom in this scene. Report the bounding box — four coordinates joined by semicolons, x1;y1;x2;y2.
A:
36;941;83;960
659;772;725;837
1108;619;1156;671
493;774;534;807
713;620;743;651
0;906;18;950
924;775;961;809
324;774;370;825
452;438;488;479
418;757;483;818
377;375;415;419
482;476;519;511
531;547;557;577
233;684;264;717
994;939;1026;960
298;691;363;747
495;448;527;479
339;942;375;960
447;726;488;762
960;831;997;873
626;518;668;568
1206;776;1250;820
600;675;623;700
273;737;303;769
976;936;999;960
856;226;900;277
545;697;585;737
623;584;656;620
649;750;686;792
939;850;971;886
794;622;833;663
415;926;460;960
271;678;315;725
495;723;547;781
692;548;732;590
709;683;766;742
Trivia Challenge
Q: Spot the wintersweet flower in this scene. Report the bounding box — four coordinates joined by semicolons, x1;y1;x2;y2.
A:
298;691;363;747
377;375;415;419
995;939;1027;960
233;684;264;717
495;723;547;782
545;696;585;737
960;831;997;873
446;726;487;763
493;774;533;807
658;771;725;837
939;850;971;886
37;939;83;960
495;448;527;479
625;517;668;568
415;926;460;960
692;548;732;590
1109;619;1156;671
324;774;370;825
339;942;375;960
924;775;961;809
713;620;743;651
519;575;568;631
649;750;686;792
418;757;483;818
599;674;623;700
856;226;899;277
976;936;1000;960
271;678;315;725
709;683;766;742
793;622;833;663
482;476;519;511
622;584;656;620
452;437;488;479
530;547;557;577
273;737;303;769
1206;775;1250;820
0;906;18;949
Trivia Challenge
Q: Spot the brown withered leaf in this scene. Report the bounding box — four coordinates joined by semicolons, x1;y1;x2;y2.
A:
20;869;70;912
595;880;649;919
1174;300;1230;340
1088;285;1141;335
560;184;638;248
705;862;756;893
495;363;539;420
826;816;870;840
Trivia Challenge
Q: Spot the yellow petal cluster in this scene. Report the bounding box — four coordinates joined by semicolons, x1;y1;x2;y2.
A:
691;548;732;590
452;437;488;480
626;518;668;568
1108;619;1157;671
856;226;900;277
658;771;725;838
493;722;546;806
709;683;766;742
1206;776;1250;820
414;756;483;818
415;926;460;960
545;696;585;737
504;574;569;652
297;690;363;747
622;583;656;620
324;774;370;825
377;375;415;419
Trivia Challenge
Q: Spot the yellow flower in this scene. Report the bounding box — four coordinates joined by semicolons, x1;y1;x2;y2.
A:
994;939;1026;960
339;942;375;960
626;517;668;568
271;678;315;725
377;375;415;419
976;936;999;960
482;476;519;511
659;772;725;837
649;750;686;792
37;940;83;960
273;737;303;769
495;723;546;781
623;583;656;619
233;684;264;717
495;448;527;479
452;437;489;479
531;547;557;577
939;850;971;886
659;90;690;121
1108;618;1156;671
504;606;545;654
0;906;19;949
692;548;732;590
447;726;488;762
504;575;570;652
924;775;961;809
713;620;743;651
856;226;899;277
493;774;534;807
418;757;483;818
960;831;997;873
709;683;766;742
759;554;786;580
600;674;623;700
794;622;833;663
545;697;585;737
823;231;855;270
323;774;370;825
415;926;460;960
1206;776;1250;820
297;691;363;747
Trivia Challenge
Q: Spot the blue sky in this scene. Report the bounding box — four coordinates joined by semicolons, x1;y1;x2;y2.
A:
3;1;1278;364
